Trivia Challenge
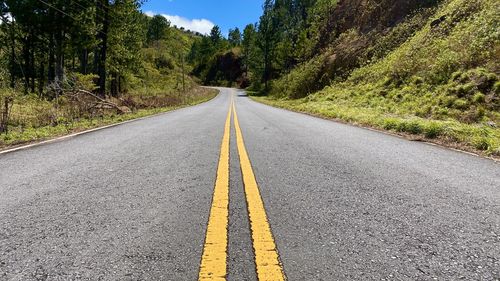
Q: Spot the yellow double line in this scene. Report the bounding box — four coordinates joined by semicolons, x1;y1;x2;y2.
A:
198;97;286;281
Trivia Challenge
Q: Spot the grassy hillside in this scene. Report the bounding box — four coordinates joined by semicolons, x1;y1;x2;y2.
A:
136;27;199;97
263;0;499;156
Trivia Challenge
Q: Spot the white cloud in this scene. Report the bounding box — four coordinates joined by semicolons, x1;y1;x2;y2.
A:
144;11;215;35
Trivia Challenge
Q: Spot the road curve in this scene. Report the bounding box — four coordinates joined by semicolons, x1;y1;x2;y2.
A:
1;88;499;280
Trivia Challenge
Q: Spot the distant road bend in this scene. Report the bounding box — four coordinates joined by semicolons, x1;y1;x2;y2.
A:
1;88;499;280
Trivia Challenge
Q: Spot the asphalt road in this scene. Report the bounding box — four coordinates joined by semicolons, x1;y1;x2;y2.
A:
1;88;499;280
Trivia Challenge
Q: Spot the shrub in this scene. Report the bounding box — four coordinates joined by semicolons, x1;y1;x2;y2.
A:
452;99;469;109
472;92;486;103
382;118;399;130
494;81;500;95
424;122;444;138
473;137;490;151
72;73;99;91
397;120;424;134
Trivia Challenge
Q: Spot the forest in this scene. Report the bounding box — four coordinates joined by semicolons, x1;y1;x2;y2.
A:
0;0;216;147
189;0;499;155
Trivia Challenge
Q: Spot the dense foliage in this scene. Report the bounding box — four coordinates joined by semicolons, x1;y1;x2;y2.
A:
190;0;499;154
0;1;204;142
1;0;138;96
0;0;200;96
190;0;445;89
190;0;321;89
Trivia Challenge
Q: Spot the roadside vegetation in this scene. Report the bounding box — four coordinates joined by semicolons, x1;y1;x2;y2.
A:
0;87;216;149
191;0;499;156
0;1;215;149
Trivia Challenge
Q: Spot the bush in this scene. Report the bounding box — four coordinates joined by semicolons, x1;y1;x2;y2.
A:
424;122;444;138
473;137;490;151
452;99;469;109
494;81;500;95
392;119;425;135
382;118;400;130
72;73;99;91
472;92;486;103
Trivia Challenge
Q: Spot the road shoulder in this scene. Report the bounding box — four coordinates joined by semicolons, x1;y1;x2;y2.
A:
250;95;499;163
0;89;219;155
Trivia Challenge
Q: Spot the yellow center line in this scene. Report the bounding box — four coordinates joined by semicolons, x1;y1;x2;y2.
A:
232;102;286;281
198;97;233;281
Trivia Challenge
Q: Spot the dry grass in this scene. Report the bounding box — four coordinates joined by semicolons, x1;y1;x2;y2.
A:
0;87;217;149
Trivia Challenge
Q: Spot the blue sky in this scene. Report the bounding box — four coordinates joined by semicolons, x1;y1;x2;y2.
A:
141;0;264;36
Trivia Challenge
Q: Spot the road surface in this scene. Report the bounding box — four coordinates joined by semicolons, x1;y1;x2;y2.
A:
1;88;499;280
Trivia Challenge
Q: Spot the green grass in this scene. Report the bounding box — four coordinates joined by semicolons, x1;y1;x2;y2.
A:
257;0;499;157
252;96;500;157
0;88;217;149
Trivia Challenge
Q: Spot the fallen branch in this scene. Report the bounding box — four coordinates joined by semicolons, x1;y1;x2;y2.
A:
72;89;125;114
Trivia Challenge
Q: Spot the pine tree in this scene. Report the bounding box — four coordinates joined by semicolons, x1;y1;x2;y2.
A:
228;28;242;46
147;15;170;44
258;0;276;89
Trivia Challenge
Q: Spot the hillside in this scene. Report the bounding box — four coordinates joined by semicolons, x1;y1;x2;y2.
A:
191;0;499;156
265;0;499;155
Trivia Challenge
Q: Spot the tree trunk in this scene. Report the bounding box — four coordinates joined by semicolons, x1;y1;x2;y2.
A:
263;45;270;90
48;35;55;84
8;23;16;88
118;75;122;94
93;47;99;74
38;62;45;96
181;55;186;92
0;97;12;134
55;29;64;82
96;0;110;97
22;37;31;93
110;72;118;97
30;40;35;93
80;48;88;74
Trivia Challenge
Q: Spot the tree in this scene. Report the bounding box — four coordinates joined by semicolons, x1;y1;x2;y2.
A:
242;24;261;76
228;27;241;46
4;0;88;93
307;0;339;52
107;0;145;97
95;0;110;97
209;25;223;46
1;0;149;97
0;3;21;88
147;15;170;44
258;0;277;89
